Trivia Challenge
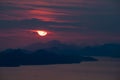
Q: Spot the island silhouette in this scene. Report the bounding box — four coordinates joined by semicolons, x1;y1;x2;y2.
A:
0;40;120;67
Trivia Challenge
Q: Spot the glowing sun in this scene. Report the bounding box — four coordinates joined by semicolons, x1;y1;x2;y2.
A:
37;30;47;36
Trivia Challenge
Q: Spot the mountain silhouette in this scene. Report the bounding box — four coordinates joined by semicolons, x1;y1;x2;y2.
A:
0;40;120;67
25;40;80;54
80;43;120;57
0;49;97;67
25;40;120;57
25;40;66;50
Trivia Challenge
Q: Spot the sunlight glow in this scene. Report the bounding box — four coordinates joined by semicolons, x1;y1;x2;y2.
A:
37;30;47;36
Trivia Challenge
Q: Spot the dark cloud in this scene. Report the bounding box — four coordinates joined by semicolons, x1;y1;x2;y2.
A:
0;13;120;34
0;18;47;29
0;5;28;11
25;4;82;10
0;2;33;11
24;0;120;15
0;18;78;27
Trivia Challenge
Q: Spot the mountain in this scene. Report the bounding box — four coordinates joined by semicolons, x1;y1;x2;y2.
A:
25;40;120;57
0;41;120;67
80;43;120;57
25;40;67;50
25;40;80;54
0;49;97;67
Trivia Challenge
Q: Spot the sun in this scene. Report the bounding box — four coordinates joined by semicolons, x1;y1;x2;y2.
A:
37;30;47;36
36;30;47;36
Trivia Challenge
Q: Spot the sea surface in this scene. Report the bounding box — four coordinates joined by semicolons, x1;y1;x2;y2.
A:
0;57;120;80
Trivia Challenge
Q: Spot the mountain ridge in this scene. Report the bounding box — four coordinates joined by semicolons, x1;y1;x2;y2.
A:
0;49;97;67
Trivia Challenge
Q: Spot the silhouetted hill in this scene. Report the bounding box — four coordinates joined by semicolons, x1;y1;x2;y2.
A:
0;41;120;67
0;49;97;67
25;40;80;54
0;49;30;67
25;40;120;58
80;43;120;57
24;40;65;50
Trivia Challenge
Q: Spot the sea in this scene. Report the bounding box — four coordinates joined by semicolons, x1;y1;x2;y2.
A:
0;57;120;80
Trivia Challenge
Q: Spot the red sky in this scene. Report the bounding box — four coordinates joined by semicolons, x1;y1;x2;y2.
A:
0;0;120;50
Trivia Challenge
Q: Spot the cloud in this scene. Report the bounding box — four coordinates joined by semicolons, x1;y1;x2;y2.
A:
0;0;120;49
1;0;119;21
0;18;46;28
0;14;120;35
0;2;32;11
0;18;82;30
0;5;27;11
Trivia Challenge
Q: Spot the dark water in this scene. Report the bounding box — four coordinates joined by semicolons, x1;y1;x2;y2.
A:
0;57;120;80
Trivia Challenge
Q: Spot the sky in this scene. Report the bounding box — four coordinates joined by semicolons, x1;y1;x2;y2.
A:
0;0;120;50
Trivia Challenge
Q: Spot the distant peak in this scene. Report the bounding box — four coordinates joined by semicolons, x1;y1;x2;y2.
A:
47;40;62;45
